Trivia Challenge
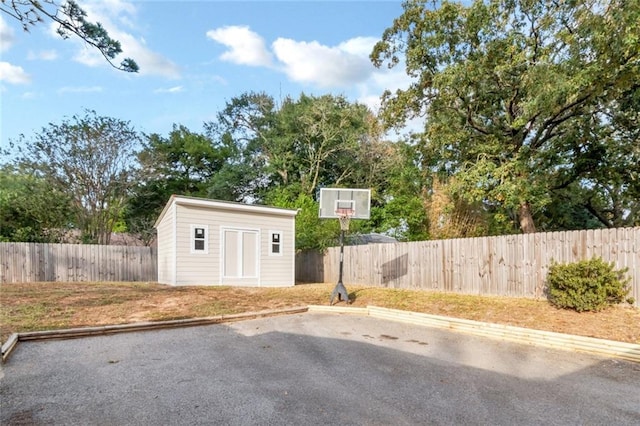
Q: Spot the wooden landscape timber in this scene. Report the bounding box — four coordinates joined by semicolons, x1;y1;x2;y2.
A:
5;304;638;364
308;305;640;363
1;307;309;362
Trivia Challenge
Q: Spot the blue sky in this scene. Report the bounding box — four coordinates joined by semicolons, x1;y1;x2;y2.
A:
1;0;413;153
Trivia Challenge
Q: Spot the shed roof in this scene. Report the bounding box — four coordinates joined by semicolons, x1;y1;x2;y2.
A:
153;195;299;228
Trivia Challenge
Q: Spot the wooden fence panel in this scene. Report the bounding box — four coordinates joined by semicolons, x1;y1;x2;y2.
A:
0;243;157;283
298;227;639;307
295;250;324;283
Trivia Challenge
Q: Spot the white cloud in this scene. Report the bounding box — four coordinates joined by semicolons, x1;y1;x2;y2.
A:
97;0;137;20
210;75;227;86
27;50;59;61
204;25;420;135
0;62;31;84
272;38;374;88
0;16;15;52
355;66;415;111
64;0;181;78
337;36;379;57
21;91;39;100
205;26;383;89
154;85;184;94
206;26;274;67
357;94;385;114
108;32;181;79
57;86;103;94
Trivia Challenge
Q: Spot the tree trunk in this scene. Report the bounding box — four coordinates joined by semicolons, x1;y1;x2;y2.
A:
518;202;536;234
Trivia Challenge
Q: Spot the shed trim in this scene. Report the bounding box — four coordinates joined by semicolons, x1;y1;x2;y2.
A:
154;195;298;229
172;201;177;285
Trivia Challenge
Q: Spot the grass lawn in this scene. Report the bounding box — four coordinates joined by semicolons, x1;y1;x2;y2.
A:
1;282;639;345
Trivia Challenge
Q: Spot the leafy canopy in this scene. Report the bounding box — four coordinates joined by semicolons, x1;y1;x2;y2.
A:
13;110;141;244
0;164;73;242
371;0;640;233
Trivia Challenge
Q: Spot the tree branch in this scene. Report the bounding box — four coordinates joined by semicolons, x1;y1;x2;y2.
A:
2;0;138;72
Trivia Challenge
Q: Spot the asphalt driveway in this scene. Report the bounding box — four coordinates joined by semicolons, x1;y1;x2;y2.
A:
1;313;639;425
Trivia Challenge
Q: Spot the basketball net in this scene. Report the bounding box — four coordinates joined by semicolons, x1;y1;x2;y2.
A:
336;208;354;231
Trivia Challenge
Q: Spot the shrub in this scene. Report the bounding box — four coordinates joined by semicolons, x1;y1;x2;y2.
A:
547;257;632;312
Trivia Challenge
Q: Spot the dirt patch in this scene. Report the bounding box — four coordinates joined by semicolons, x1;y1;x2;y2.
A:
6;409;37;426
1;282;639;344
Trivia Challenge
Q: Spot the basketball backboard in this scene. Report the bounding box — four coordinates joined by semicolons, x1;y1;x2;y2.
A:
319;188;371;219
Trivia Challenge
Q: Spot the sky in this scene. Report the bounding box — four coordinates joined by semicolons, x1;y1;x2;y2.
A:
0;0;415;155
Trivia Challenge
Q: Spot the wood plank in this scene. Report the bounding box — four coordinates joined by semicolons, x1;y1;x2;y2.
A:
1;228;638;305
0;242;157;283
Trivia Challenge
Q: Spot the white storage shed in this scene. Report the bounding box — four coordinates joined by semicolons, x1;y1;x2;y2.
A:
154;195;298;287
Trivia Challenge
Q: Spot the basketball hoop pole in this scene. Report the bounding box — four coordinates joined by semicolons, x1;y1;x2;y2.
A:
330;212;351;305
319;188;370;305
338;226;345;287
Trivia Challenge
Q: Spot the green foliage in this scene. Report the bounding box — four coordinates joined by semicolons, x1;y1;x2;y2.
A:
13;110;141;244
127;125;234;241
0;165;73;242
371;0;640;233
209;92;377;197
205;92;429;246
547;258;632;312
369;196;429;242
266;189;339;251
140;125;231;187
1;0;138;72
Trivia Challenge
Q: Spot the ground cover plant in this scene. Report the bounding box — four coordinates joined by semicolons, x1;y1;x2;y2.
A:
1;282;639;345
547;258;633;312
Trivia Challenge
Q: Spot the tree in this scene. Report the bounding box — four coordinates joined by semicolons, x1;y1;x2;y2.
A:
0;164;73;242
126;125;234;242
266;189;340;251
204;92;277;203
14;110;141;244
371;0;640;233
362;139;431;241
274;94;375;195
542;94;640;229
1;0;138;72
205;92;381;202
206;92;413;247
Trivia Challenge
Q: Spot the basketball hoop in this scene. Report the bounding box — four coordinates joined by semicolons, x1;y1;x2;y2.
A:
336;208;354;231
319;188;371;306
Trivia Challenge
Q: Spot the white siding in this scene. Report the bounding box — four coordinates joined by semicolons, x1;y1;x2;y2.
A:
156;203;175;284
155;196;297;287
175;204;219;285
172;204;295;286
258;214;295;287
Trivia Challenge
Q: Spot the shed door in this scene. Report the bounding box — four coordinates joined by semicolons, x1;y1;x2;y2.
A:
223;229;259;281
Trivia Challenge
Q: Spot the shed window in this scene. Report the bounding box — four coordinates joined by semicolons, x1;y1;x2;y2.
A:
191;225;208;254
269;231;282;256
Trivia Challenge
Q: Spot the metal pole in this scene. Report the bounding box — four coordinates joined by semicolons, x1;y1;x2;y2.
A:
329;227;349;305
338;228;344;285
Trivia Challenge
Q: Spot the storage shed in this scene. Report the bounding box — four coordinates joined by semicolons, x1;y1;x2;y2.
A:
154;195;298;287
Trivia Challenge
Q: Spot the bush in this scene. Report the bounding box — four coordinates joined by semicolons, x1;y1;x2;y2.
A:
547;257;632;312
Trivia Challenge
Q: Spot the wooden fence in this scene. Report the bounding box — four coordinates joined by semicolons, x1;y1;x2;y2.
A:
296;227;639;307
0;243;157;283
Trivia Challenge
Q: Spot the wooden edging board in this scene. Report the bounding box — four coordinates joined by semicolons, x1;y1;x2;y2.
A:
4;305;639;364
1;306;309;363
307;305;640;363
